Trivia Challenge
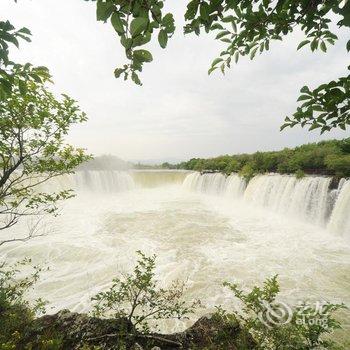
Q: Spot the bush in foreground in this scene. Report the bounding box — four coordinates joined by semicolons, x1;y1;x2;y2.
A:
91;250;200;334
0;254;348;349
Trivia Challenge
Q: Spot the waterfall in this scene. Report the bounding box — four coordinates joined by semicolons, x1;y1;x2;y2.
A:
183;172;226;195
224;174;247;198
41;170;135;193
183;172;336;227
37;170;350;235
328;180;350;236
183;172;246;198
131;170;189;188
244;174;331;225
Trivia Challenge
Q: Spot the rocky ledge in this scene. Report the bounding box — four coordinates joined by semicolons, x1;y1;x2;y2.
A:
23;310;255;349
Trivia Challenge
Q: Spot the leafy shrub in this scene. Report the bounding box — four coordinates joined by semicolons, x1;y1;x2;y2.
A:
91;251;200;333
325;155;350;178
217;276;346;350
295;169;306;179
0;260;63;350
239;163;255;182
0;259;43;346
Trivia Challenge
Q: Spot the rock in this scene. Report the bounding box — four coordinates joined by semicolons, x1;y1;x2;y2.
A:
23;309;134;350
22;310;255;350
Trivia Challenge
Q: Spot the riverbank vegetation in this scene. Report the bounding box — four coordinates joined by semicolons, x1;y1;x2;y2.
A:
0;254;347;349
173;138;350;179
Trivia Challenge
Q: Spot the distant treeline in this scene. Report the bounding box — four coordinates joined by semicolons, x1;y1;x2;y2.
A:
165;138;350;179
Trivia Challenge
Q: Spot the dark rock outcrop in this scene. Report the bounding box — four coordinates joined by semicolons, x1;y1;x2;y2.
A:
23;310;255;350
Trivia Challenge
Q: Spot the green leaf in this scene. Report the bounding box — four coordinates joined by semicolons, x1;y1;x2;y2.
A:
208;66;218;75
222;15;235;23
133;49;153;63
185;0;200;20
347;40;350;52
280;123;289;131
211;23;224;30
111;13;124;34
234;51;239;63
309;123;321;131
297;40;310;50
18;27;31;35
0;78;12;94
320;41;327;52
130;17;149;37
131;71;142;85
114;68;125;78
297;95;312;102
162;13;175;34
310;39;318;51
264;40;269;50
231;21;237;33
18;80;27;96
96;3;114;22
211;58;223;67
215;31;230;39
199;2;210;21
158;29;168;49
250;47;258;60
121;37;133;50
300;86;310;94
133;33;151;47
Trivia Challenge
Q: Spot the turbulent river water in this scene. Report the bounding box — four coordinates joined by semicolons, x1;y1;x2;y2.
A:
1;170;350;335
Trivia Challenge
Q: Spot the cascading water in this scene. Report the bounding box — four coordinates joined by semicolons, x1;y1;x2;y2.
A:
131;170;189;188
182;171;350;231
40;170;135;193
224;173;247;198
243;174;331;225
41;170;194;193
183;172;245;197
42;170;349;234
2;169;350;338
328;180;350;236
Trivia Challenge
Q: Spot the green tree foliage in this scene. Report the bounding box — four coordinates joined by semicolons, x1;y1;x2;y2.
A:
239;163;255;181
218;276;346;349
85;0;175;85
0;260;63;350
176;138;350;178
0;19;50;101
84;0;350;132
0;66;91;236
91;251;200;333
3;1;349;130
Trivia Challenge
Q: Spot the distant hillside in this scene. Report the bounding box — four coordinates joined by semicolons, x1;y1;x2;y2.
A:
78;155;132;170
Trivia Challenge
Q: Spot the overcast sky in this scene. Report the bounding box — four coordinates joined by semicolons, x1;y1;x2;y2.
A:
2;1;349;162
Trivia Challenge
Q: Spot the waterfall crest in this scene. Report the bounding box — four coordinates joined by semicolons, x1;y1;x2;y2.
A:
38;170;350;236
244;174;331;225
328;180;350;236
131;170;189;188
182;172;350;233
41;170;135;193
182;172;246;198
